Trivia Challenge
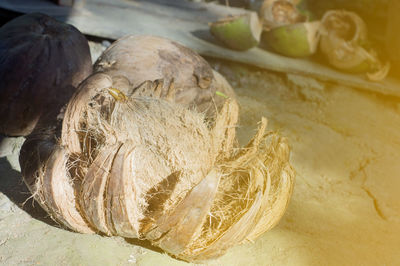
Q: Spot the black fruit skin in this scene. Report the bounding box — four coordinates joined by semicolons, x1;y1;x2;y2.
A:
0;13;92;136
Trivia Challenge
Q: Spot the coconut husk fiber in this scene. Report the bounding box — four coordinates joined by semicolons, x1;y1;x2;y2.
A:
19;36;294;262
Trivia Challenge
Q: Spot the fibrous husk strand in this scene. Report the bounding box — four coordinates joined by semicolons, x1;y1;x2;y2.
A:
181;118;294;261
19;99;93;234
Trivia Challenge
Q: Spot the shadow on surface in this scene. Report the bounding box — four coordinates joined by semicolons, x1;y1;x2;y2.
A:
0;156;56;227
191;29;221;46
125;237;164;254
125;237;189;263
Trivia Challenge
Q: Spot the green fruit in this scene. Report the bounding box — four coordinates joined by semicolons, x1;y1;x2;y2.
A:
210;12;262;51
262;21;320;57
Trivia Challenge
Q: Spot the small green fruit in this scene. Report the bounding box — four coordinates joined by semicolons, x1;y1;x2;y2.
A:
210;12;262;51
262;21;320;57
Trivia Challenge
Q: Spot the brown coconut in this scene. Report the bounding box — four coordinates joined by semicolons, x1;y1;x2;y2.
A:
320;10;390;81
0;13;92;136
94;35;236;120
20;71;294;262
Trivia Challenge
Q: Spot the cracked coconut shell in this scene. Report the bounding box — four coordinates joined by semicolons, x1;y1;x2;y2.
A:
260;0;306;30
320;10;389;81
20;69;294;262
0;13;92;136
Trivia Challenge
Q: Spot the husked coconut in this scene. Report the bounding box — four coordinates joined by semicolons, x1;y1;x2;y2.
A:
20;71;294;262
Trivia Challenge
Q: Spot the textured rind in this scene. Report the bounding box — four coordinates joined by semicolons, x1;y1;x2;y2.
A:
93;35;236;119
0;13;92;136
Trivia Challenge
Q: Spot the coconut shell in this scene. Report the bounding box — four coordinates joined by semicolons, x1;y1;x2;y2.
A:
319;10;389;80
210;12;262;51
20;71;294;262
260;0;306;30
0;13;92;136
94;35;236;120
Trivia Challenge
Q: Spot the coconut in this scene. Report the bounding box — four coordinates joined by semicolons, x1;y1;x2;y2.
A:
262;20;320;57
19;71;294;262
320;10;389;81
0;13;92;136
260;0;306;30
94;35;236;120
210;12;262;51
